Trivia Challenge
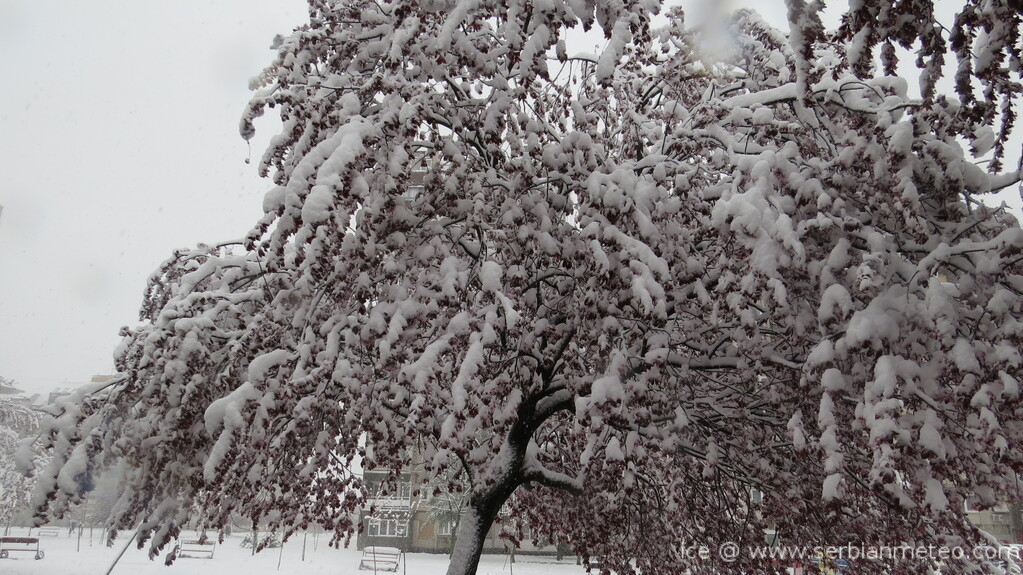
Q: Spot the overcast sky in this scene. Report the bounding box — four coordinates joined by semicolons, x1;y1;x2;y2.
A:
0;1;308;393
0;1;1019;396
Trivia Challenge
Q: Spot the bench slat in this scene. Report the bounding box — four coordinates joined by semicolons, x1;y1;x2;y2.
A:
177;540;216;559
0;537;39;545
360;547;401;571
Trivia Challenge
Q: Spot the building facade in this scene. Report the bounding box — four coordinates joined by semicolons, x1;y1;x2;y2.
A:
355;469;558;555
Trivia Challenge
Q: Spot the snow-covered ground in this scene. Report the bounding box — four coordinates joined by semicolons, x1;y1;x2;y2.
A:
0;527;587;575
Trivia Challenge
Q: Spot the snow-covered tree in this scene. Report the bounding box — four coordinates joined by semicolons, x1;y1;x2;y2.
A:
31;1;1023;574
0;384;43;532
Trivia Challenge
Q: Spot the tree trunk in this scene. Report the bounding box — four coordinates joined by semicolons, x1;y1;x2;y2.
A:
445;388;549;575
444;494;508;575
448;514;460;556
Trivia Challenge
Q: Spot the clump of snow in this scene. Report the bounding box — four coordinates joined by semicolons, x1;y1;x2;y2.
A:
822;472;844;501
925;477;949;512
451;339;484;412
918;411;946;459
480;260;502;292
971;126;996;156
247;349;293;386
821;368;846;392
605;436;625;462
952;338;981;374
591;374;624;404
787;411;807;450
302;185;334;224
818;284;853;324
1000;371;1020;399
55;444;91;495
262;186;287;214
203;382;263;482
806;340;834;367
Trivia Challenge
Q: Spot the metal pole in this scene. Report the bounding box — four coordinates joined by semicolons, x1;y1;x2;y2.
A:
1012;472;1023;543
103;528;139;575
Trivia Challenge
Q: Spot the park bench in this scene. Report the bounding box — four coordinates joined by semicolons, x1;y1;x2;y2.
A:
359;546;402;571
176;539;216;559
35;526;60;537
0;536;45;560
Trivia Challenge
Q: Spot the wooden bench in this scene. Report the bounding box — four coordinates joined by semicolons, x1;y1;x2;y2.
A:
359;546;402;571
0;537;45;560
35;526;60;537
176;539;216;559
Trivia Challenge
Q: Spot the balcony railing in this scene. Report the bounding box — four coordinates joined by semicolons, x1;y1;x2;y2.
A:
367;495;414;510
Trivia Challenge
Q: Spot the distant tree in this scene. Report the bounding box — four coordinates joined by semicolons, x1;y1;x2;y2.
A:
0;375;17;393
79;462;127;529
423;466;470;555
0;384;42;533
30;1;1023;574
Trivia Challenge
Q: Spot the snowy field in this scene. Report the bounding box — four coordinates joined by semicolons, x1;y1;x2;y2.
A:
0;527;587;575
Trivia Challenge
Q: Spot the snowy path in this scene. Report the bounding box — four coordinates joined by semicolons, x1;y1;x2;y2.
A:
0;528;587;575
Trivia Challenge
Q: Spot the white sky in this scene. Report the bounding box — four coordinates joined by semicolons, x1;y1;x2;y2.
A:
0;1;1019;396
0;1;309;394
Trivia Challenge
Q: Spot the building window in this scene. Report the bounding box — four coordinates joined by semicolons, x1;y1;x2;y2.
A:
367;478;412;501
437;520;456;536
368;518;407;538
966;497;1011;513
403;185;424;202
